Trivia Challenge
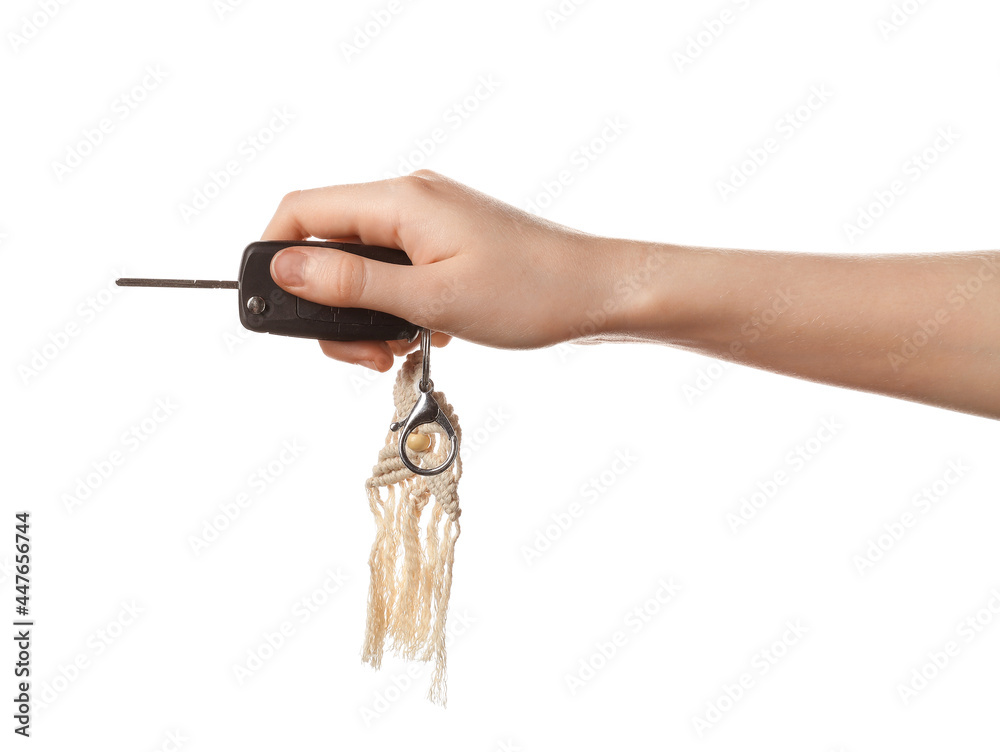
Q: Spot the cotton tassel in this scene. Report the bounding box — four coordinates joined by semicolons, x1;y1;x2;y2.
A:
362;350;462;706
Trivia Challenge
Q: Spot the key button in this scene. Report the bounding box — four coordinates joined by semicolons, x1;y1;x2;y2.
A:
334;307;375;325
296;298;334;322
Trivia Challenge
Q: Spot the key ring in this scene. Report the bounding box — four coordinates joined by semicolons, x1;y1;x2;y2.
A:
389;328;458;476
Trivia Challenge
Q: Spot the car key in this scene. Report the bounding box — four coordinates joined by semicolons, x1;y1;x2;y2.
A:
116;240;420;342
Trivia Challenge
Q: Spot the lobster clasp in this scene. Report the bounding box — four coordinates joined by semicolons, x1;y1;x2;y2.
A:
389;329;458;476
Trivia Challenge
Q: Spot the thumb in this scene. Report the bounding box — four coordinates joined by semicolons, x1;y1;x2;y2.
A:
270;245;428;322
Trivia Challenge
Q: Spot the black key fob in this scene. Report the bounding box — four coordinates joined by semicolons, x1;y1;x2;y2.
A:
237;240;419;342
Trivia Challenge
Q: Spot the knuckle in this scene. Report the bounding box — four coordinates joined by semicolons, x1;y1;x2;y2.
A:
325;252;368;304
277;189;303;213
381;176;440;238
398;172;441;201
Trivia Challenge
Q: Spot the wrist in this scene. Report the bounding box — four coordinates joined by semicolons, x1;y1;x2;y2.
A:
585;238;687;343
592;239;747;352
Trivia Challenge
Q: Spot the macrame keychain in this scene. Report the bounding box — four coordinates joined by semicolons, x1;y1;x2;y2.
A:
362;328;462;706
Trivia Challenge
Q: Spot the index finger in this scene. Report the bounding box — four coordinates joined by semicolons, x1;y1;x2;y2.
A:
260;177;419;250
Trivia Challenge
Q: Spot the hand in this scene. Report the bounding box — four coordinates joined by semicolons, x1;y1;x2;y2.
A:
262;170;635;371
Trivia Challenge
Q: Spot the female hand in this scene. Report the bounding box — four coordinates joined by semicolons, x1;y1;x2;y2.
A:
262;170;638;371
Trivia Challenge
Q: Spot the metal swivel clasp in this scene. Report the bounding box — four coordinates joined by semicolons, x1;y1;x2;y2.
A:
389;328;458;476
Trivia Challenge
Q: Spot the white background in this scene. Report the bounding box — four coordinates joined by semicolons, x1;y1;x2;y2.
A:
3;0;999;749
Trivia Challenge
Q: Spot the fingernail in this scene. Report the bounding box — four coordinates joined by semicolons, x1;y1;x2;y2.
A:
359;360;380;372
273;249;308;287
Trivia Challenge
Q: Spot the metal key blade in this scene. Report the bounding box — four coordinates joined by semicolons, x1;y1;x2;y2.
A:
116;278;238;289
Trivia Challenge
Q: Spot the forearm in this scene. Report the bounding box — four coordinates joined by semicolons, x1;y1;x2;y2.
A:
603;241;1000;419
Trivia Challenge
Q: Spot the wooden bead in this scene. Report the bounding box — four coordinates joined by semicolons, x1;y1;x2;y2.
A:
406;432;431;452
